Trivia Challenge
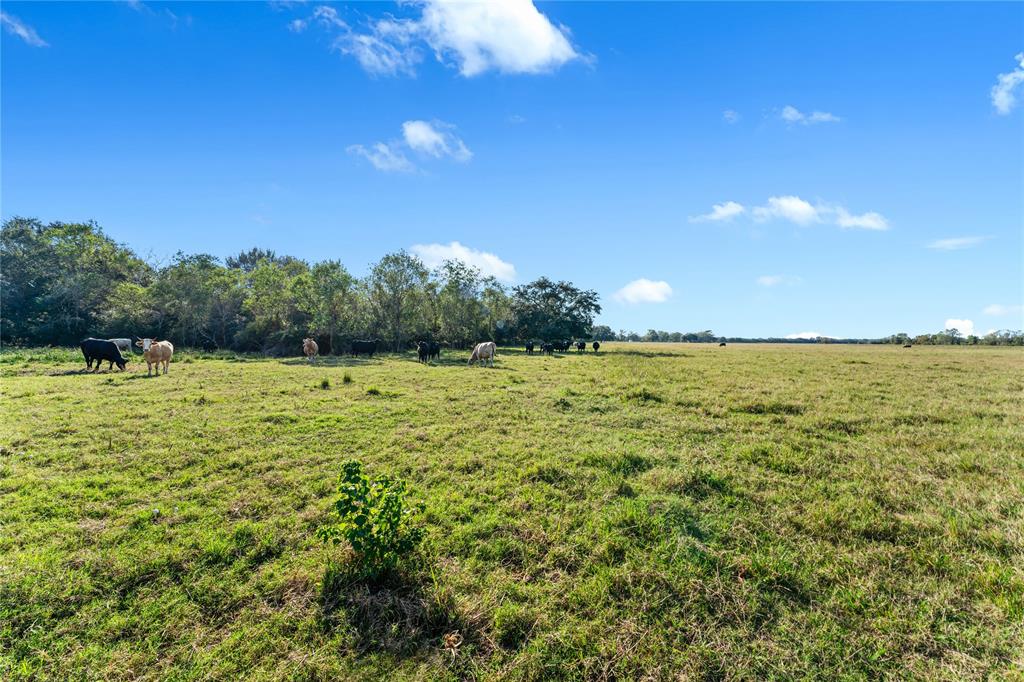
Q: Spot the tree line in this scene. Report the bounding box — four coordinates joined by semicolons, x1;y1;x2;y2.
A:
1;218;600;354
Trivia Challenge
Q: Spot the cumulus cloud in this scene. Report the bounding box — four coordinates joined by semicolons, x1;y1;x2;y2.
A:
306;1;580;77
410;241;516;282
346;142;415;173
983;303;1023;316
780;105;840;125
753;196;820;225
991;53;1024;115
834;207;888;231
402;120;471;161
613;279;673;304
757;275;801;287
689;201;745;223
1;11;48;47
945;319;975;336
349;119;471;172
784;331;829;340
723;109;740;124
926;236;989;251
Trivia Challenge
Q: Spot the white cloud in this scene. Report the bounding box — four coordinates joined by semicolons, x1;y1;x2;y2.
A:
689;201;745;223
310;0;580;78
991;53;1024;115
613;279;673;304
945;319;975;336
288;18;308;32
784;331;828;340
780;105;840;125
753;195;820;225
926;236;989;251
983;303;1023;316
757;275;801;287
402;120;472;161
410;241;516;282
346;142;415;173
834;207;889;231
723;109;739;124
1;11;48;47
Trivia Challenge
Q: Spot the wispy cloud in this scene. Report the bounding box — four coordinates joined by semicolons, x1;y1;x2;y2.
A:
723;109;740;124
991;53;1024;115
983;303;1023;316
780;105;840;125
1;11;48;47
834;207;888;231
299;1;581;78
757;275;802;287
402;120;471;162
613;279;673;304
753;195;820;225
410;241;516;282
346;142;415;173
689;201;745;223
926;236;989;251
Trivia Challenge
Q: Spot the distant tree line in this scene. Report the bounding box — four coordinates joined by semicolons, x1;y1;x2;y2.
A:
0;218;601;354
599;328;1023;345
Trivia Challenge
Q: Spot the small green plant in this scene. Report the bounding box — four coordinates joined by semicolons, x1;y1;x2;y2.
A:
320;377;331;389
318;459;425;576
366;385;381;396
342;372;352;384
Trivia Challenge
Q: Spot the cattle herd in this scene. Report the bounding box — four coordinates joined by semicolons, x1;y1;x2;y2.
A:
79;335;604;374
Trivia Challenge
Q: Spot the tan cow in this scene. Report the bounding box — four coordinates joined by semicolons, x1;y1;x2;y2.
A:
303;338;319;363
467;341;496;367
135;338;174;376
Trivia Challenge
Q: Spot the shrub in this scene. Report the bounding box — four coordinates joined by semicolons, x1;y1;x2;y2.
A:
320;378;331;389
342;372;352;384
318;459;425;576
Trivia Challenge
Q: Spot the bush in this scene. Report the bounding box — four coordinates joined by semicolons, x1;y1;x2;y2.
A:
318;460;425;576
320;378;331;389
342;372;352;384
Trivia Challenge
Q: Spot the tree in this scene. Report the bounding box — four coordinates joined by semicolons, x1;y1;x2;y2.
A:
433;260;484;348
365;251;430;351
510;277;601;341
293;260;355;354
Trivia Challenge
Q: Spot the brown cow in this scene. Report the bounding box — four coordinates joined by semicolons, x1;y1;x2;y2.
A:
303;338;319;363
136;338;174;376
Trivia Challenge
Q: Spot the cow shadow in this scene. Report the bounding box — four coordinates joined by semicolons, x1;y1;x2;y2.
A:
320;563;481;659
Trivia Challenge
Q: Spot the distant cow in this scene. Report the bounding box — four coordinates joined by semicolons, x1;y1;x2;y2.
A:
576;341;586;353
525;341;534;355
303;338;319;363
108;338;132;355
592;341;600;353
542;343;554;355
417;340;440;363
136;338;174;376
351;339;377;357
903;344;912;348
81;338;127;372
468;341;496;367
719;342;727;347
553;340;571;352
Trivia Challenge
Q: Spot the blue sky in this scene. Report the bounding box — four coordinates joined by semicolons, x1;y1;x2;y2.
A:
2;1;1022;338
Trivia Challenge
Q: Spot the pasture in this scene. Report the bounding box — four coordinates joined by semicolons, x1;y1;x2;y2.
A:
1;344;1022;680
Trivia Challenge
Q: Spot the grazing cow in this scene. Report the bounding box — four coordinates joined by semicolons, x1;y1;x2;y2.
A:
80;338;127;372
351;339;377;357
468;341;496;367
576;341;586;353
136;338;174;376
416;341;441;363
108;338;133;355
303;338;319;363
525;341;535;355
719;342;727;347
592;341;600;353
542;343;554;356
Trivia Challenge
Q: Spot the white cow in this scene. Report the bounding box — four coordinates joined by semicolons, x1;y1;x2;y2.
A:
108;338;132;356
136;338;174;376
467;341;496;367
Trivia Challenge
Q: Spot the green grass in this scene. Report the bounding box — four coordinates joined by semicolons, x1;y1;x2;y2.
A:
1;343;1022;680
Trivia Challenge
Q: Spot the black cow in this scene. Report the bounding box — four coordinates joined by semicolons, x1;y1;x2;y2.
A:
525;341;534;355
576;341;586;352
351;339;377;357
80;338;128;372
416;340;441;363
541;343;554;355
592;341;600;353
552;340;571;352
719;342;727;347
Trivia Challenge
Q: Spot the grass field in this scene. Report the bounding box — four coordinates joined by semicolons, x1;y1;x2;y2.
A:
1;343;1022;680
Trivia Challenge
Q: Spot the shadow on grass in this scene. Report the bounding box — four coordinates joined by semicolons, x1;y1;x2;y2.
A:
278;356;386;368
320;562;482;657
